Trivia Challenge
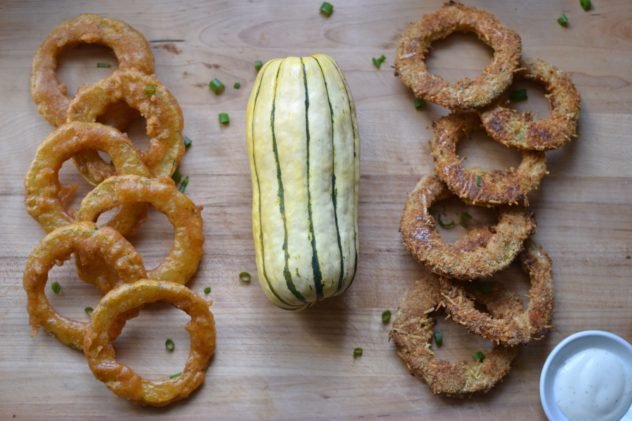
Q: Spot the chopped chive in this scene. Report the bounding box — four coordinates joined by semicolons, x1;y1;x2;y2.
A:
433;330;443;347
219;112;230;126
353;347;363;359
204;287;211;295
172;168;182;184
557;14;569;27
165;338;175;352
184;136;192;150
96;62;112;68
475;175;482;188
254;60;263;72
84;306;94;316
414;98;427;110
580;0;591;11
209;79;225;95
437;214;456;229
509;88;528;102
459;212;473;228
169;372;182;379
381;310;391;324
51;281;61;295
178;176;189;193
233;82;241;89
239;271;251;283
372;54;386;69
320;2;334;17
472;351;485;363
144;85;157;96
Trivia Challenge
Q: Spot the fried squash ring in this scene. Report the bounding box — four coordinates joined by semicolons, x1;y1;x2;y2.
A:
430;113;547;206
390;274;519;397
439;241;553;346
67;69;184;185
77;175;204;285
395;2;522;110
480;59;581;151
22;222;147;350
24;122;150;235
83;279;216;407
31;14;154;127
400;175;535;280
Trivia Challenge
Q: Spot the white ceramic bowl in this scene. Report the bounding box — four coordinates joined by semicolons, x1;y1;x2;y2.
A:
540;330;632;421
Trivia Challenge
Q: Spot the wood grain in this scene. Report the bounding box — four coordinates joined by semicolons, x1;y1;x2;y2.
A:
1;0;631;419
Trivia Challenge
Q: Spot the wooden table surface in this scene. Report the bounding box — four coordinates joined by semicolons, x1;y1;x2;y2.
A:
1;0;631;419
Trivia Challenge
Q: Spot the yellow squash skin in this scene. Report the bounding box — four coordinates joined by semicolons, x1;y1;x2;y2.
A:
246;54;360;310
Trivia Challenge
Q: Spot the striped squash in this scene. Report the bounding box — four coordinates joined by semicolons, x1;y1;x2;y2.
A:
246;54;360;310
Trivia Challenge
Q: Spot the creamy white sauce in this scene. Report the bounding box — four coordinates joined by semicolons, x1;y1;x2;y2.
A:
554;348;632;421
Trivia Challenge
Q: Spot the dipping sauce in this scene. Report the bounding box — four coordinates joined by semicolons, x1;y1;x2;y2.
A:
553;348;632;421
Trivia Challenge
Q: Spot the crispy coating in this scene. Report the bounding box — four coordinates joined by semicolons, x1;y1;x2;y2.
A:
22;222;147;350
31;14;154;127
400;175;535;280
67;69;184;185
76;175;204;285
390;274;519;397
83;280;216;406
480;58;581;151
395;2;521;110
24;122;150;235
439;241;553;346
430;113;547;206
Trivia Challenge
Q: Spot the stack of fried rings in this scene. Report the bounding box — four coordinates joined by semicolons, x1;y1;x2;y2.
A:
24;14;214;407
392;2;579;396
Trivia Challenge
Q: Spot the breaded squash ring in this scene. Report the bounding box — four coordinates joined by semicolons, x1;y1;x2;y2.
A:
480;59;581;151
67;70;184;185
439;241;553;346
24;122;150;235
83;280;216;406
31;14;154;127
390;274;519;397
430;113;547;206
395;2;522;110
23;222;147;350
400;175;535;280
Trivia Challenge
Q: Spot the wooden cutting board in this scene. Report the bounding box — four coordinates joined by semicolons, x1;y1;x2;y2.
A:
1;0;631;419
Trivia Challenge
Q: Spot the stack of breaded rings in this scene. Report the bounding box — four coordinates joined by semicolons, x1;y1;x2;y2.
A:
24;14;215;407
390;2;580;397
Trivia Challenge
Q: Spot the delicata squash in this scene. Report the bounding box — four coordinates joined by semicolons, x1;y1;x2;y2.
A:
246;54;360;310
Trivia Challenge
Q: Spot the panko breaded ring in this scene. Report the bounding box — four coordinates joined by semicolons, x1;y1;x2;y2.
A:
400;175;535;280
83;279;216;407
390;274;519;397
23;222;147;350
31;14;154;127
24;122;150;235
77;175;204;284
430;113;547;207
67;69;185;185
439;241;553;346
395;2;521;110
480;59;581;151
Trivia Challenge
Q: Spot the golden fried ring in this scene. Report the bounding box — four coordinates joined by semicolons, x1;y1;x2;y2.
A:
400;175;535;280
77;175;204;284
83;279;216;407
395;2;521;110
430;113;547;206
67;69;185;185
439;241;553;346
24;122;150;235
480;59;581;151
31;14;154;127
22;222;147;350
390;274;519;397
